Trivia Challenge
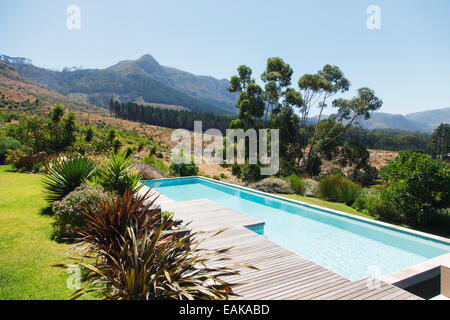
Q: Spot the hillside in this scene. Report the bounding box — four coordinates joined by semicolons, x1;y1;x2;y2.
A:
0;61;105;114
356;112;432;132
1;54;237;115
310;108;449;133
405;108;450;129
108;54;238;113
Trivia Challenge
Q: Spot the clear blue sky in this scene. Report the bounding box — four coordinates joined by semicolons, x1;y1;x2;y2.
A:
1;0;450;115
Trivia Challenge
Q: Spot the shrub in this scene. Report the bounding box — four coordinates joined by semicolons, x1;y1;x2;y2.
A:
0;137;22;164
306;154;322;176
55;189;243;300
318;174;361;205
241;163;261;183
31;162;43;173
286;174;306;195
350;166;379;187
231;164;241;177
169;156;199;177
5;149;25;169
353;188;402;222
142;155;168;172
94;151;142;195
213;175;221;180
220;173;226;179
51;184;109;240
42;156;97;203
381;151;450;226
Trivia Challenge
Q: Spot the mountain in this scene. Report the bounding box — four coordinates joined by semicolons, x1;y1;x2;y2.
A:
308;107;449;133
0;54;238;115
107;54;238;112
0;60;105;114
405;108;450;129
356;112;433;132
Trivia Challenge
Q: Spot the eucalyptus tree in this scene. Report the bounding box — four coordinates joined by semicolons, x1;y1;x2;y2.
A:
228;65;265;130
261;57;294;125
431;123;450;159
296;65;350;168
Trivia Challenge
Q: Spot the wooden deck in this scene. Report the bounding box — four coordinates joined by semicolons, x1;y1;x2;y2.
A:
140;186;422;300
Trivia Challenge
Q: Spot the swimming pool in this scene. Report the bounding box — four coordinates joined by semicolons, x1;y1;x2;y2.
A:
144;177;450;281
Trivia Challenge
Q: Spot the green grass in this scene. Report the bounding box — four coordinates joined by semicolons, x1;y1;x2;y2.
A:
277;193;450;238
276;193;375;220
0;165;91;299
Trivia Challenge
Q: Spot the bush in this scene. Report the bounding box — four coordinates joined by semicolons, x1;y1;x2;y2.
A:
241;163;261;183
42;156;97;203
94;151;142;195
5;149;25;169
169;157;199;177
381;151;450;226
286;174;306;195
353;188;402;222
350;166;379;187
51;184;109;240
318;174;361;205
213;175;221;180
220;173;226;179
55;189;242;300
231;164;241;177
306;154;322;176
0;137;22;164
142;155;168;172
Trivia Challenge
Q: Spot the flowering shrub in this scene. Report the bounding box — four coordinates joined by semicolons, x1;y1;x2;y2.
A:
52;184;109;241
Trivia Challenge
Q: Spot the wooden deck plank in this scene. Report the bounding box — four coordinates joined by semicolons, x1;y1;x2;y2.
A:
141;190;422;300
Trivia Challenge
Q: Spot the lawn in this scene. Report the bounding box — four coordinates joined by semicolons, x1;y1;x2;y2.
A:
0;165;79;299
276;193;376;220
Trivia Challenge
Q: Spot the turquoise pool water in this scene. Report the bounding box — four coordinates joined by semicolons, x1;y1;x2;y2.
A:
144;177;450;281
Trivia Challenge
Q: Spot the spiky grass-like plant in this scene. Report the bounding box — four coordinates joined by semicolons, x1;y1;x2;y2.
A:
56;189;249;300
42;156;97;203
94;151;142;195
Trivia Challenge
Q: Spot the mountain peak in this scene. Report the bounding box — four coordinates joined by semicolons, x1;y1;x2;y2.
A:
134;54;165;76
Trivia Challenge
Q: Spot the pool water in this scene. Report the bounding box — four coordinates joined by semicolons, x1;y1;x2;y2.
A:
145;177;450;281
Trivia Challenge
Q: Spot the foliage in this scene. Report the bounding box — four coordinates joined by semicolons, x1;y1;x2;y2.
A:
51;184;109;240
318;173;361;205
431;123;449;160
42;156;97;203
350;166;379;187
340;140;370;173
305;153;322;176
0;137;23;163
56;189;243;300
94;151;142;195
5;149;25;169
241;163;262;183
142;155;168;172
381;151;450;225
286;174;306;195
231;163;241;177
111;101;236;134
344;126;431;153
169;155;199;177
352;188;401;222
